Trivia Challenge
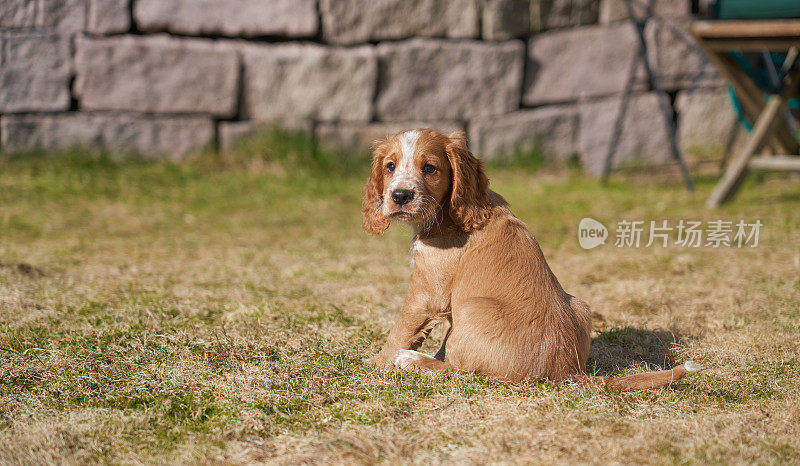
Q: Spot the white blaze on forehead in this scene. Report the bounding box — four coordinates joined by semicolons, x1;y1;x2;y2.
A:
387;130;422;192
399;130;420;159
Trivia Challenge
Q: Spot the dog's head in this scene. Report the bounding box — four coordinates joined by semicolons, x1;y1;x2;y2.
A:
362;129;490;235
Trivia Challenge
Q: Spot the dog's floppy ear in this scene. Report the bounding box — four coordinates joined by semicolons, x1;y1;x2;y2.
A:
362;140;391;235
446;131;491;232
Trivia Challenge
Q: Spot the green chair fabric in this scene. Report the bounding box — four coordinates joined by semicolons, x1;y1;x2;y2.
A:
715;0;800;20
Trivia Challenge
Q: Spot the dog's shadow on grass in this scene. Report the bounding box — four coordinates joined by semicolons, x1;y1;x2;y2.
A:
587;327;688;377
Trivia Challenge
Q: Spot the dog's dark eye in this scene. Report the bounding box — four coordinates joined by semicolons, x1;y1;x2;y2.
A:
387;162;395;173
423;164;436;174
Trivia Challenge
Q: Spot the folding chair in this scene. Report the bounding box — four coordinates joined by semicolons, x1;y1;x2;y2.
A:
691;20;800;207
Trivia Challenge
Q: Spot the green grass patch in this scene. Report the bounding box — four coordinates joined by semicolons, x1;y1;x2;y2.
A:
1;128;799;463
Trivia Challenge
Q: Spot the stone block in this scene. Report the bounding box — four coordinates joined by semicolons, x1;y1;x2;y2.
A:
219;121;258;151
218;120;314;151
524;23;646;105
0;32;71;113
1;113;214;158
315;121;464;153
0;0;37;27
469;106;579;160
532;0;599;32
675;87;744;158
482;0;531;40
645;20;722;91
39;0;86;32
134;0;318;38
599;0;690;24
376;39;524;121
88;0;130;34
241;43;376;122
578;92;673;174
320;0;479;44
75;35;239;117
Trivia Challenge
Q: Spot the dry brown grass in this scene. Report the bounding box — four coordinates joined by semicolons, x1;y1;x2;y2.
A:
1;138;799;464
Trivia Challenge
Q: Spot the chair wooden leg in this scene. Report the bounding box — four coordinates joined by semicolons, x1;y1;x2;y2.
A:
707;95;786;207
700;49;798;155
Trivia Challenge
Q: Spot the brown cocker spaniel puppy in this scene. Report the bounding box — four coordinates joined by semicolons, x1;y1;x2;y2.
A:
362;129;700;391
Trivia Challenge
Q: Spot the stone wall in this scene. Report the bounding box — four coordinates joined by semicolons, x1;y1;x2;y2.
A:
0;0;736;172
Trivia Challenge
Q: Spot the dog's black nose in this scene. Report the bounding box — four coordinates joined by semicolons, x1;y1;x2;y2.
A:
391;189;414;205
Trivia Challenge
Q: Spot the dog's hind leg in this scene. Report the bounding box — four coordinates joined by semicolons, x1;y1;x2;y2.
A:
393;349;454;373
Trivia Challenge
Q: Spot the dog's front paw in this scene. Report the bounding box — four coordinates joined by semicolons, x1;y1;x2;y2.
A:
364;354;393;370
392;349;425;370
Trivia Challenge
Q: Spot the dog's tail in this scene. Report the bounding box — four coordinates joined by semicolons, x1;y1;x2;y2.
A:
576;360;703;391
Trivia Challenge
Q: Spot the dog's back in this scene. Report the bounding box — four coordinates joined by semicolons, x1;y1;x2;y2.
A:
446;206;592;382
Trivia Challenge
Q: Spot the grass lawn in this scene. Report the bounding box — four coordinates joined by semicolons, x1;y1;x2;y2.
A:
1;130;799;464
